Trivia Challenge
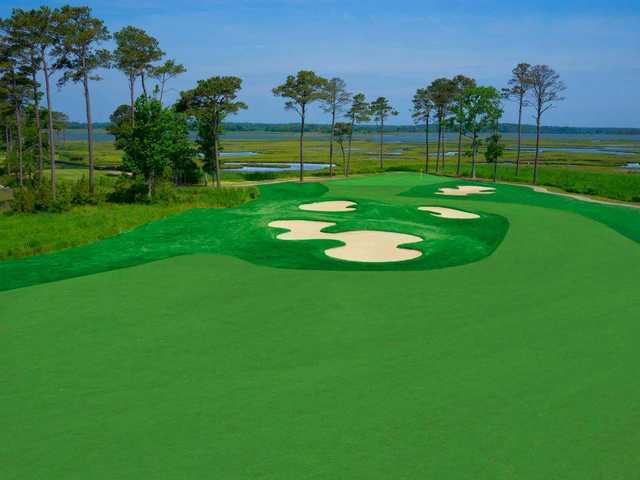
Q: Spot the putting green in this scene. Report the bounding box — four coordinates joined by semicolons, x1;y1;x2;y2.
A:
1;173;640;479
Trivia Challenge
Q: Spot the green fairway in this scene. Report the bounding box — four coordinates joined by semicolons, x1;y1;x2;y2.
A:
2;173;640;479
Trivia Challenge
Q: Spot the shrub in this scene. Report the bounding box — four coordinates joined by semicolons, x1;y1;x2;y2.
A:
107;176;149;204
108;176;179;204
152;181;178;204
175;185;259;207
241;171;279;181
10;183;66;213
11;187;37;213
49;183;73;213
10;177;111;214
69;177;96;205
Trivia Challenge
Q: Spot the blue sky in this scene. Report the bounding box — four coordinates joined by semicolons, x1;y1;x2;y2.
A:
2;0;639;126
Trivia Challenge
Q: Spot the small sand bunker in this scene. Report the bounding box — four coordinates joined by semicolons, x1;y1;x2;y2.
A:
418;207;480;219
436;185;495;196
299;201;357;212
270;220;335;239
269;220;422;263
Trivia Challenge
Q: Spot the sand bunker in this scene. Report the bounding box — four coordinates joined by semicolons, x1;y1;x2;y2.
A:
436;186;495;196
418;207;480;219
269;220;422;263
299;201;357;212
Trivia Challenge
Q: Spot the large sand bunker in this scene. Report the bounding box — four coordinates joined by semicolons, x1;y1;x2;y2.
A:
436;186;495;196
418;207;480;219
299;201;357;212
269;220;422;263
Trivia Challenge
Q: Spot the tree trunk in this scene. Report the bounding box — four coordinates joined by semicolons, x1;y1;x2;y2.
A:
299;107;305;182
14;107;23;187
516;94;523;176
129;75;136;126
436;117;442;174
533;110;541;185
148;169;154;199
424;116;429;174
346;118;354;177
159;74;166;105
30;55;44;183
456;125;463;176
212;124;221;189
379;117;384;169
42;55;57;199
471;132;478;179
328;108;335;176
4;126;10;175
493;125;499;182
5;126;12;176
440;121;446;172
82;73;95;193
141;72;147;96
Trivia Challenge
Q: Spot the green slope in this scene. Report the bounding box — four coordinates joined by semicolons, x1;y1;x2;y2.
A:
1;173;639;479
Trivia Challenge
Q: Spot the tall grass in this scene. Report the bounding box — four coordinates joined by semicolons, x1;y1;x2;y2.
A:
454;164;640;202
0;185;258;260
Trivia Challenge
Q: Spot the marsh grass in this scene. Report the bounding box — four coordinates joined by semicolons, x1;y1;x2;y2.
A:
0;185;258;260
29;134;640;204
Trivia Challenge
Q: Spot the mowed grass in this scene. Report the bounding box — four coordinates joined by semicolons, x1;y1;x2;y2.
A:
1;173;640;479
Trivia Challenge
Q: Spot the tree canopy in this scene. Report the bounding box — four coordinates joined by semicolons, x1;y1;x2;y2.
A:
272;70;327;181
121;95;192;197
176;76;247;187
150;59;186;103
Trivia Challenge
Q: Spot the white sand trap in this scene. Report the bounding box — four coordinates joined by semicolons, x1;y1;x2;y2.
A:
436;185;495;196
269;220;335;239
299;200;357;212
269;220;422;263
418;206;480;219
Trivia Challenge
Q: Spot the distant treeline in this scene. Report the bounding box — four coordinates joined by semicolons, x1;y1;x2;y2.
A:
69;121;640;136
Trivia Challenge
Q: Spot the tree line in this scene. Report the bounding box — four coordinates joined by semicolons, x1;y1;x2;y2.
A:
60;122;633;137
410;64;565;183
267;65;564;183
1;4;567;204
0;5;188;200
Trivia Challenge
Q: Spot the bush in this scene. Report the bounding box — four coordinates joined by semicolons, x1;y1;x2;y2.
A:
70;177;96;205
49;184;73;213
152;181;178;204
107;176;178;204
174;159;203;185
10;177;107;213
11;187;37;213
241;171;280;181
11;183;62;213
175;185;259;207
107;176;149;204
